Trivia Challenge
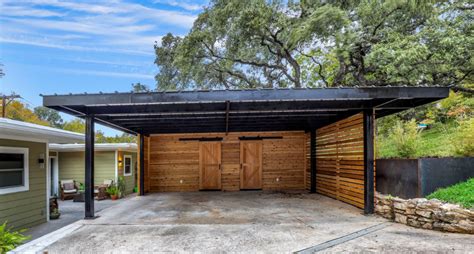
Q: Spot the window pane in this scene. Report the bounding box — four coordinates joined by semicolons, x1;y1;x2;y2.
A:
0;153;24;170
0;171;24;188
125;158;131;174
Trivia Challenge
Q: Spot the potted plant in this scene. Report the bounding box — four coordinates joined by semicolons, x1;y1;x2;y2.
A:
50;208;61;220
117;176;126;198
106;185;119;200
0;222;30;253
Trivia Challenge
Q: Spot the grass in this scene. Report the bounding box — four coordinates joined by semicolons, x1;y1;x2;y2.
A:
426;178;474;209
377;121;457;158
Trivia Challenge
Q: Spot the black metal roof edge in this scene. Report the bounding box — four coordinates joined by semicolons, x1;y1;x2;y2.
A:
40;86;449;97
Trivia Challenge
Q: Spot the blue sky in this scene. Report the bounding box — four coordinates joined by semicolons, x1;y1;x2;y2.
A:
0;0;208;135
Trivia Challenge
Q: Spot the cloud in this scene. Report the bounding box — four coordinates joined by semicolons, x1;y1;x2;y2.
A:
0;36;155;56
0;5;64;17
56;68;155;79
153;0;204;11
0;0;198;56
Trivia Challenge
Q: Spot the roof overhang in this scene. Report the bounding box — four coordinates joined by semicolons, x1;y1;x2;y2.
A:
49;143;137;152
42;87;449;135
0;118;84;143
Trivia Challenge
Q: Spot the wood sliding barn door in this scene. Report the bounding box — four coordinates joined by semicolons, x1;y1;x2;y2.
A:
240;141;263;189
199;142;222;190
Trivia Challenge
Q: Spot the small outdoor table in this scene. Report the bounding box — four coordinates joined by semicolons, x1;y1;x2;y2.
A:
73;192;85;202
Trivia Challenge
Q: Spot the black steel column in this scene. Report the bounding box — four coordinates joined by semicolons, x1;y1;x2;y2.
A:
139;134;145;196
85;115;95;218
310;129;317;193
363;109;375;214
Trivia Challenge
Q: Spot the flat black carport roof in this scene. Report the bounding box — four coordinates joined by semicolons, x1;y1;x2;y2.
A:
42;87;449;135
41;86;449;217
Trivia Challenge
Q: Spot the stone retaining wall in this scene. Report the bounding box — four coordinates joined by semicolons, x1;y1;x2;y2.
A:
375;192;474;234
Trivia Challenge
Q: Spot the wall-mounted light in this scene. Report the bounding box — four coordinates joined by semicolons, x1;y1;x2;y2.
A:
39;153;45;169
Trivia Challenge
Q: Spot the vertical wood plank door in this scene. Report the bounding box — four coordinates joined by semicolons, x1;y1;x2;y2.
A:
199;142;222;190
240;141;263;189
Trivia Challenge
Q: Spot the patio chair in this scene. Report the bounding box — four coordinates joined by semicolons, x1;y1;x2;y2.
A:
94;179;114;200
60;179;78;200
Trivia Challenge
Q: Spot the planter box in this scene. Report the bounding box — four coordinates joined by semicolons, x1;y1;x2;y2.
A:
376;157;474;199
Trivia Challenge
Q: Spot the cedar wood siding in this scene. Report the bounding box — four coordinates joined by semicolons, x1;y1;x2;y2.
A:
147;131;306;192
0;139;47;230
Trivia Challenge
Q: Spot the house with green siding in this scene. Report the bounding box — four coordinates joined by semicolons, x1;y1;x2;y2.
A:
49;143;137;195
0;118;83;230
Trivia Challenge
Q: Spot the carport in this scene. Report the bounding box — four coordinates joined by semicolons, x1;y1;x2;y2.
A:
42;87;449;218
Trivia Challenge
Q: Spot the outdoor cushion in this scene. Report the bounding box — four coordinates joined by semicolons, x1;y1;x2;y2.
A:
63;182;75;190
103;179;113;186
63;189;77;194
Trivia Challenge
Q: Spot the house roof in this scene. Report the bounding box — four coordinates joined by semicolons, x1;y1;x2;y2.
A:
42;87;449;135
49;143;137;152
0;118;84;143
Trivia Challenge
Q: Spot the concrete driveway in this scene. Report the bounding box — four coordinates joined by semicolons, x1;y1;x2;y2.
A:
43;192;473;253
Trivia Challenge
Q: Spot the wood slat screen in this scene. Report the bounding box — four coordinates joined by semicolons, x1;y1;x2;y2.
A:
315;113;367;208
305;132;311;191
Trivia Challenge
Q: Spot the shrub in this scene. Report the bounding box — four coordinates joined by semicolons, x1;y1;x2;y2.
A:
0;222;29;253
106;185;119;196
452;118;474;157
388;119;420;158
117;176;126;197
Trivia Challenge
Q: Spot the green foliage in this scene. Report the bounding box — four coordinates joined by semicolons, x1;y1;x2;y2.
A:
377;89;474;158
34;106;64;128
0;222;29;253
452;118;474;156
62;119;136;143
154;0;472;89
117;176;126;197
386;120;420;158
62;119;85;133
106;185;119;196
427;178;474;208
131;83;151;92
2;101;49;126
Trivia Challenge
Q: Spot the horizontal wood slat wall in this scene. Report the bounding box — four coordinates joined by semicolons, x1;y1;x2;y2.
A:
316;113;371;209
148;131;306;192
305;132;311;191
144;136;150;193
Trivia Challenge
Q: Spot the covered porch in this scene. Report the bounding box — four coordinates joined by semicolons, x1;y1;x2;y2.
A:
42;87;449;217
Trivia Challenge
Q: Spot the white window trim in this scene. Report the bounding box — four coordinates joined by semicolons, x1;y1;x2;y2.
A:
123;155;132;176
0;146;29;195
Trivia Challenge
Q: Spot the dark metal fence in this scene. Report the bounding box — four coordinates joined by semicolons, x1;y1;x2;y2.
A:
376;157;474;199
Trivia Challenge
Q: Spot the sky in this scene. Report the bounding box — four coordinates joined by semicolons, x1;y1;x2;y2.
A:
0;0;208;135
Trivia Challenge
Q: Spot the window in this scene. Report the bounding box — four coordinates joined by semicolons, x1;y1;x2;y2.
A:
124;155;132;176
0;147;29;195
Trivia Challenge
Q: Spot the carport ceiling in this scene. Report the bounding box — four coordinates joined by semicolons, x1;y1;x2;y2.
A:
42;87;449;135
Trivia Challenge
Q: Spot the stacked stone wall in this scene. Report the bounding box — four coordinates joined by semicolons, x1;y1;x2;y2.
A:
375;192;474;234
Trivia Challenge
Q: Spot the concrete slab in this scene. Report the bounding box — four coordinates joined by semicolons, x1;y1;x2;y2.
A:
25;196;131;241
41;192;473;253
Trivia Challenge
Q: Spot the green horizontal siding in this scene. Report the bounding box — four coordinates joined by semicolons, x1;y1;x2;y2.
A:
0;139;47;230
121;151;137;195
57;151;116;186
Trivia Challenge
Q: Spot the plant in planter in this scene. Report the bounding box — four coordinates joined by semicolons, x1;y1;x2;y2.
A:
50;208;61;220
106;185;119;200
79;182;85;192
117;176;126;198
0;222;30;253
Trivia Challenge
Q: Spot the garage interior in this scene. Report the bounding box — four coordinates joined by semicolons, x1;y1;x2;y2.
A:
42;87;449;217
